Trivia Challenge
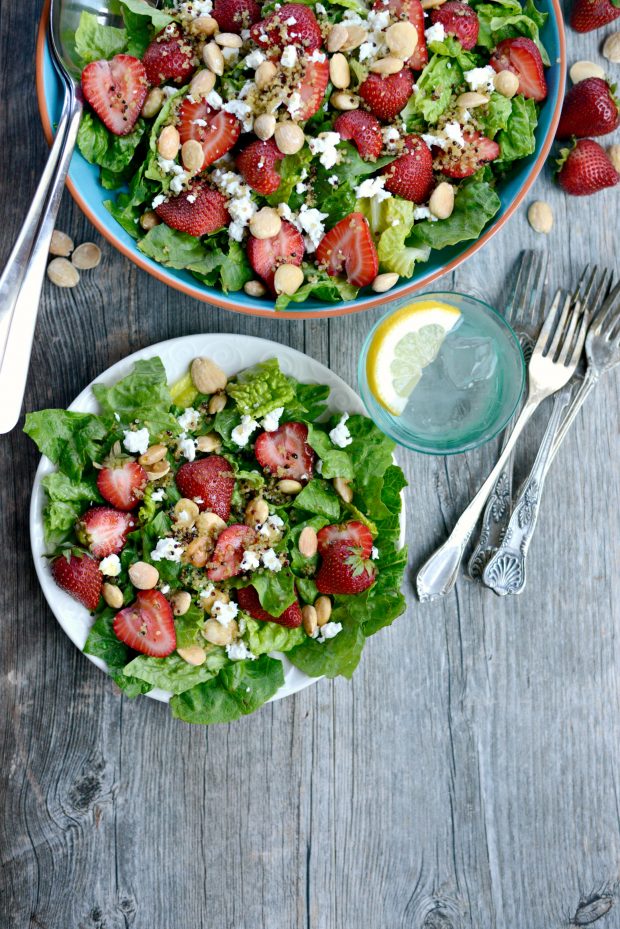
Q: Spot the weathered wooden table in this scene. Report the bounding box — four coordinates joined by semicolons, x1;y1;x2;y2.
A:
2;3;619;927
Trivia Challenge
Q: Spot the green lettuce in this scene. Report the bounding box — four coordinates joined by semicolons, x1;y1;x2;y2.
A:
287;611;366;679
476;92;514;139
312;142;395;226
118;0;174;57
170;655;284;724
244;618;305;656
123;651;228;694
77;112;146;176
402;55;463;125
93;356;179;436
472;0;549;64
84;610;151;697
378;225;431;278
235;571;297;617
293;479;342;521
41;472;101;546
24;410;108;481
497;95;538;163
410;178;501;250
75;11;128;63
226;359;296;418
275;271;358;312
306;425;354;480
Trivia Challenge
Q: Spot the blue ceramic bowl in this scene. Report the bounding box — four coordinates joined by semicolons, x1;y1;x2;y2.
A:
35;3;566;319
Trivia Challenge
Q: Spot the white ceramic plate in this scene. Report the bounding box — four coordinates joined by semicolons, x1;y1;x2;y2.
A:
30;334;401;705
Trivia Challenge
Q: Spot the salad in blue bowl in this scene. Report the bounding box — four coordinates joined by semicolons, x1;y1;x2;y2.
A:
36;0;565;316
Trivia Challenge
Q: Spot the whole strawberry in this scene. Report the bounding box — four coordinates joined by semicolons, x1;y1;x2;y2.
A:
382;134;434;202
142;24;196;86
315;521;376;596
557;138;620;195
570;0;620;32
155;182;230;236
556;77;620;139
51;552;103;611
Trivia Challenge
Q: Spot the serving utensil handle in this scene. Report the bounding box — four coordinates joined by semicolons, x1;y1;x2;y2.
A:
416;395;540;601
0;90;82;433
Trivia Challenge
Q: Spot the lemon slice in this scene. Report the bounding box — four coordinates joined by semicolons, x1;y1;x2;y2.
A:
366;300;461;415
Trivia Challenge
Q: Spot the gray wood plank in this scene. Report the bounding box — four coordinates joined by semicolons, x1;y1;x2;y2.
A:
1;1;619;927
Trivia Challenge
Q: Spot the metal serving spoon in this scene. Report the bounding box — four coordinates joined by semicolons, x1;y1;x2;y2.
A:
0;0;127;433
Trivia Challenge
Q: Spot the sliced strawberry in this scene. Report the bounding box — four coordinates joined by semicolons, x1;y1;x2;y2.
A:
81;55;148;136
97;460;148;511
334;110;383;161
175;455;235;520
490;37;547;102
570;0;620;31
76;507;135;559
237;585;303;628
358;68;416;122
250;3;323;52
375;0;427;70
142;24;196;86
317;521;373;559
556;77;620;139
430;1;479;50
316;541;376;595
557;139;620;195
208;525;257;581
236;138;283;195
434;129;500;178
382;134;433;201
254;422;315;481
155;181;230;236
316;213;379;288
178;98;241;169
247;220;305;292
51;552;103;611
212;0;262;33
113;590;176;658
297;56;330;120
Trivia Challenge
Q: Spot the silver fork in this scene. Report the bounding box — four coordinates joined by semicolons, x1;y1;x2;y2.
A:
416;289;589;602
467;250;547;582
482;272;620;596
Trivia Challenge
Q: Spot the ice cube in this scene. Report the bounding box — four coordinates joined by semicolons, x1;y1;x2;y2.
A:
442;337;497;390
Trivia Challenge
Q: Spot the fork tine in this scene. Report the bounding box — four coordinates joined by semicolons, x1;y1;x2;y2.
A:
590;279;620;337
546;292;573;358
527;251;548;327
534;289;564;353
561;301;589;369
557;298;584;365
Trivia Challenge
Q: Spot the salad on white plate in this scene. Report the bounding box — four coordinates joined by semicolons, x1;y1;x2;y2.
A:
73;0;550;308
25;352;407;724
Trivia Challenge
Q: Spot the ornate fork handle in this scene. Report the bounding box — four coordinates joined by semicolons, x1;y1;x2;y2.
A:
468;334;535;581
482;389;571;596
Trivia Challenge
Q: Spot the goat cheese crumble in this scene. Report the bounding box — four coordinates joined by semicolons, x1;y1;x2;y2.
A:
329;413;353;448
231;414;260;446
123;428;149;455
99;554;121;577
151;538;184;562
226;641;257;661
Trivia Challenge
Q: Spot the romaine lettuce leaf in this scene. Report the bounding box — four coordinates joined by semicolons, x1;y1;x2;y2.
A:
24;410;109;481
123;651;227;694
410;178;501;250
77;112;146;175
84;610;151;696
170;655;284;724
41;472;101;546
497;95;538;163
476;92;513;138
306;425;354;480
293;479;342;521
138;224;223;275
93;356;179;437
472;0;549;64
226;359;296;418
118;0;174;57
75;11;127;63
378;224;431;278
243;618;305;656
275;271;358;312
287;611;366;678
402;54;462;124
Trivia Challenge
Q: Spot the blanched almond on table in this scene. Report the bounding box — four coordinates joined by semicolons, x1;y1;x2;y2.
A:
47;258;79;288
603;32;620;64
71;242;101;270
50;230;74;257
527;200;553;234
569;60;605;83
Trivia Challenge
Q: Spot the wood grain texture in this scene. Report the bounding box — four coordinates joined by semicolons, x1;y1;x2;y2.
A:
1;2;619;927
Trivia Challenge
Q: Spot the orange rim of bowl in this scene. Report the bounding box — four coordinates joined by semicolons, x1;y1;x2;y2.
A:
35;1;566;320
